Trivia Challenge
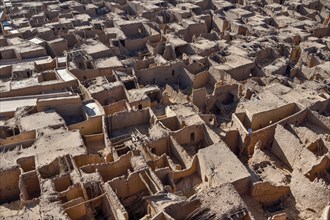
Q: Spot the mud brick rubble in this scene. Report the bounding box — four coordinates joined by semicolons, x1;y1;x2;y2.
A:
0;0;330;219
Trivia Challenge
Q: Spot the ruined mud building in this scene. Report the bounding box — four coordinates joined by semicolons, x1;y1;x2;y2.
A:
0;0;330;219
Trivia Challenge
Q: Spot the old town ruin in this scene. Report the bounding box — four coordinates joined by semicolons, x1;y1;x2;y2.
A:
0;0;329;219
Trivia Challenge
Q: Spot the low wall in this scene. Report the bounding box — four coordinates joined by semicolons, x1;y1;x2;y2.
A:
0;80;78;98
108;108;151;131
37;95;83;118
68;115;103;135
0;130;36;146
